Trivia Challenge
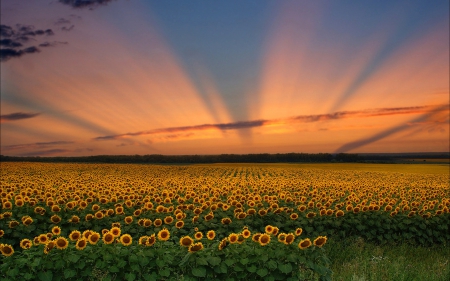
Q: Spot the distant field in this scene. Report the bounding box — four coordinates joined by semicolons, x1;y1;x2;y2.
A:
204;162;450;175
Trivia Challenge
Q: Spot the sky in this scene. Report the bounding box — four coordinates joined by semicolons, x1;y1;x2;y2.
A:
1;0;449;156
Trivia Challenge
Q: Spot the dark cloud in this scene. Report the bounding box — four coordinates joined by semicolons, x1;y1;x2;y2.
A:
93;104;449;142
61;25;75;31
38;41;68;47
59;0;115;8
0;39;23;48
0;112;40;122
335;104;449;153
3;141;75;151
1;25;57;62
55;18;72;25
0;25;14;37
19;149;71;157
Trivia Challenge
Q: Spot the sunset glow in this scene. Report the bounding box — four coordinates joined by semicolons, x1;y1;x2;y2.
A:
1;0;448;156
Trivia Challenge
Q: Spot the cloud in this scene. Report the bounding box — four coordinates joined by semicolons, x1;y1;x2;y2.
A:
0;112;40;122
58;0;115;9
19;149;71;157
61;25;75;32
94;104;449;141
0;25;56;62
2;141;75;151
335;104;449;153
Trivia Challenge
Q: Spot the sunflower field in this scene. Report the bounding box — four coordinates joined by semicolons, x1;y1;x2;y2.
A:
1;162;449;281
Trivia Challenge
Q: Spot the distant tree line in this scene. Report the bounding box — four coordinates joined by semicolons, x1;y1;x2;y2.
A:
0;152;448;164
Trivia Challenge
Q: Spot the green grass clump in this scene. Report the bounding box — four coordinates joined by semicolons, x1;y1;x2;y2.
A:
327;237;450;281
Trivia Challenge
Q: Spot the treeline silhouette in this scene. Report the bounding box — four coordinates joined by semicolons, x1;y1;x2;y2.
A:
1;153;448;164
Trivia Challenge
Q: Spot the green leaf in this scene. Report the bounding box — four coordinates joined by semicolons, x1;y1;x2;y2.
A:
125;273;136;281
247;265;257;273
24;273;35;280
38;271;53;281
196;257;209;266
7;267;19;277
64;269;77;279
109;266;120;273
117;259;127;269
192;266;206;277
159;268;170;277
278;263;293;274
67;254;80;263
75;260;86;270
240;258;249;265
208;256;221;266
267;260;277;270
225;258;235;266
257;268;268;277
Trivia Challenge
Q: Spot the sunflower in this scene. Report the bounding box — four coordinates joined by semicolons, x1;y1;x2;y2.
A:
102;232;115;245
115;206;124;215
95;211;104;219
0;230;4;238
124;216;133;225
188;242;204;253
221;217;232;225
242;229;251;239
258;209;267;216
88;232;101;245
76;238;88;250
157;228;170;241
55;237;69;250
139;236;148;245
69;230;81;241
154;218;163;227
51;205;61;212
8;220;19;228
194;232;203;240
204;212;214;221
297;205;307;212
52;226;62;236
313;236;327;248
353;207;360;214
335;210;344;217
175;220;184;229
228;233;239;244
164;216;174;224
237;234;245;244
295;228;303;236
82;230;93;239
192;216;199;223
38;234;49;244
278;233;287;243
110;227;121;237
69;215;80;223
265;225;274;234
48;214;61;224
259;233;271;246
272;227;279;236
144;219;152;228
180;236;194;247
306;212;316;218
102;229;109;236
298;238;312;249
146;234;156;246
218;238;228;250
22;216;33;226
133;209;142;217
1;244;14;257
252;233;262;243
20;239;33;249
290;213;299;220
284;233;295;245
120;234;133;246
85;214;94;221
236;212;247;219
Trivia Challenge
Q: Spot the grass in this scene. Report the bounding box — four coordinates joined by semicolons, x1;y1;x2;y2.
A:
327;237;450;281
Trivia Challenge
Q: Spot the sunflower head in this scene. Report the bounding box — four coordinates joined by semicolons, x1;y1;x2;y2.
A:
55;237;69;250
259;233;271;246
298;238;312;249
313;236;327;248
20;239;33;250
69;230;81;241
76;238;88;250
175;220;184;229
102;232;115;244
207;230;216;240
218;238;228;250
120;234;133;246
154;218;162;227
157;228;170;241
242;229;251;239
180;236;194;247
188;242;204;253
228;233;239;244
284;233;295;245
88;232;101;245
110;227;121;237
52;226;62;236
194;232;203;240
295;228;303;236
146;234;156;246
1;244;14;257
